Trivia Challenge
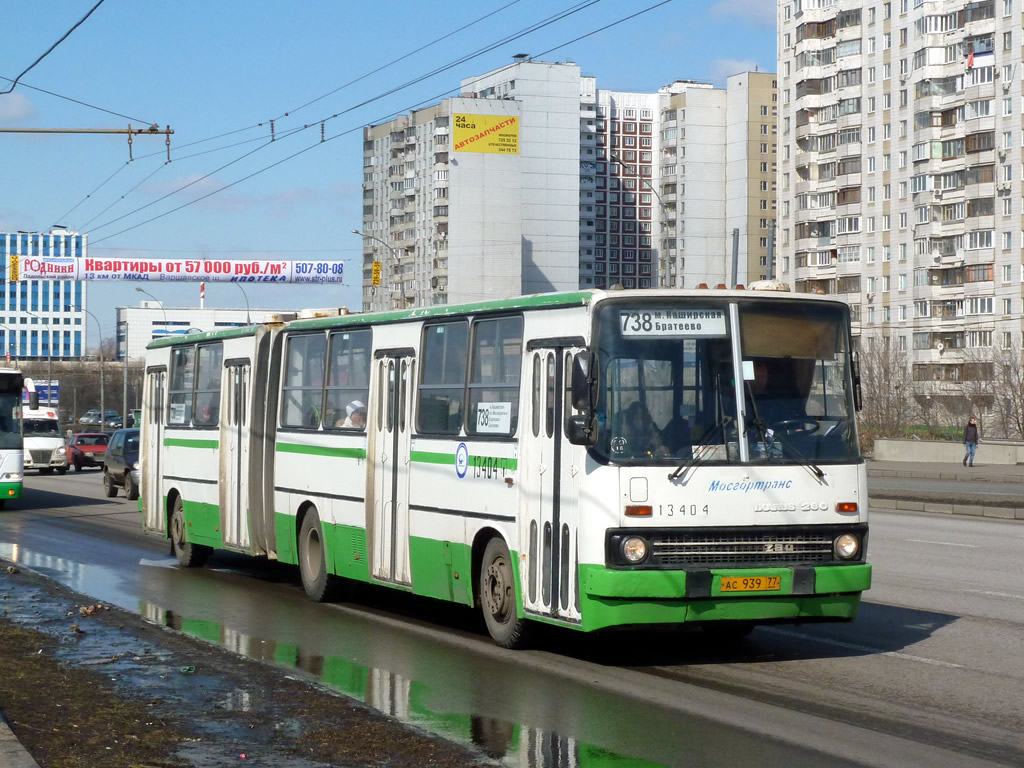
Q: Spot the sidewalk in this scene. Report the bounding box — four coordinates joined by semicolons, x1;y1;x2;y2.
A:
0;716;38;768
867;458;1024;485
867;458;1024;522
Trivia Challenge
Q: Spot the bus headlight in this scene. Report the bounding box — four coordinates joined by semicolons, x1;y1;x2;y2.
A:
2;472;22;481
834;533;859;560
622;536;648;563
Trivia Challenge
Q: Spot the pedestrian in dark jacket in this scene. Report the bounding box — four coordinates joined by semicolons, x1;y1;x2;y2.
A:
963;416;980;467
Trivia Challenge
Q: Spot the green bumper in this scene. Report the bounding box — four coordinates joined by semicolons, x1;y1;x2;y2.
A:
0;481;22;500
578;563;872;632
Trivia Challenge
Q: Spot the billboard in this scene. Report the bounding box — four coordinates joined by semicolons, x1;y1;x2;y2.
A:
11;256;344;284
453;114;519;154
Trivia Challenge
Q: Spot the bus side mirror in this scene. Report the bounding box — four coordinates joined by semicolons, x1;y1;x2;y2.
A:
566;414;598;446
29;392;39;410
851;354;862;412
571;350;599;413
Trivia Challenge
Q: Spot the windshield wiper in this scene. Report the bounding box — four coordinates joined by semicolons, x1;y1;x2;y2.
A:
668;416;732;482
743;382;825;482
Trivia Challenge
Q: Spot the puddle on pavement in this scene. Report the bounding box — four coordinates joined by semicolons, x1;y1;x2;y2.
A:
0;542;139;612
0;540;667;766
146;600;667;767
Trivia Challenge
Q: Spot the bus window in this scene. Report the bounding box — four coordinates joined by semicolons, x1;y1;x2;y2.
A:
531;353;541;438
418;321;468;434
467;316;522;437
325;328;371;430
282;334;326;429
193;344;223;426
168;346;195;425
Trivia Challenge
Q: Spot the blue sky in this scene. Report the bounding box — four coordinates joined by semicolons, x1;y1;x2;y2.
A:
0;0;776;339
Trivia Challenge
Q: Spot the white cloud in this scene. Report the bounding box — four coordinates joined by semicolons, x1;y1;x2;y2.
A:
708;58;761;87
0;92;36;122
709;0;776;26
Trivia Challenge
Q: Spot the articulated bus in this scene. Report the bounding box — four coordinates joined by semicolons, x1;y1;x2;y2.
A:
140;287;871;647
0;368;24;507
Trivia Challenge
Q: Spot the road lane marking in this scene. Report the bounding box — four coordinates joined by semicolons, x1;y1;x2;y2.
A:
762;627;964;668
906;539;977;547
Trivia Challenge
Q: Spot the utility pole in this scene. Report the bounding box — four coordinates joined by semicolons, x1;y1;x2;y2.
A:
0;125;174;161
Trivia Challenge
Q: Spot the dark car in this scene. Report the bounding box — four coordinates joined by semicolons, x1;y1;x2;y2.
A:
103;428;140;500
67;432;109;471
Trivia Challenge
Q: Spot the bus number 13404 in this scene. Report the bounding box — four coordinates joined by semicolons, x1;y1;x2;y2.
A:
657;504;709;517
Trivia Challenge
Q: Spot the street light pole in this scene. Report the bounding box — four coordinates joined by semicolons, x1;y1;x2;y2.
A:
233;282;251;324
72;305;103;431
135;286;168;325
25;312;52;406
351;229;408;309
610;153;673;288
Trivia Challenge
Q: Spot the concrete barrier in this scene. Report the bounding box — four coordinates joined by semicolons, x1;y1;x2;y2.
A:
873;438;1024;465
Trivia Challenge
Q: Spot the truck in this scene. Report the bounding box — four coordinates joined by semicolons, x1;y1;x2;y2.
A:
22;379;67;475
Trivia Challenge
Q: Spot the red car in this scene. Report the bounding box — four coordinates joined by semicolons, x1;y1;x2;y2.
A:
67;432;110;471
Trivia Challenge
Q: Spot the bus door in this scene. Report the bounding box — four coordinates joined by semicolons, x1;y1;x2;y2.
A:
221;361;251;550
521;342;585;623
142;368;166;534
370;350;415;585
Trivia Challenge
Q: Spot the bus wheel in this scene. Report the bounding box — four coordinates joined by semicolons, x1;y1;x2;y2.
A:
298;508;340;602
480;538;531;649
170;496;210;568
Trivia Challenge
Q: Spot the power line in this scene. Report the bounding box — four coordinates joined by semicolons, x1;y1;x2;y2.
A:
87;0;673;245
128;0;531;164
85;1;603;237
52;161;131;225
0;0;109;96
0;75;155;124
274;0;526;121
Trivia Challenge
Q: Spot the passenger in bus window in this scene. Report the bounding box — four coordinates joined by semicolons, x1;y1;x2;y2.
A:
614;401;670;458
340;400;366;430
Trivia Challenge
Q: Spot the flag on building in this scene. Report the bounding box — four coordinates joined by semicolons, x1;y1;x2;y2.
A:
200;282;206;301
967;45;974;69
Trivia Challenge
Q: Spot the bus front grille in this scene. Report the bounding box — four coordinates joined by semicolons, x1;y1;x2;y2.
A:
606;524;868;569
652;532;834;566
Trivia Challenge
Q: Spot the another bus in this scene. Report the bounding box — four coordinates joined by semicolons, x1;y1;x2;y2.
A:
0;368;25;507
140;287;871;647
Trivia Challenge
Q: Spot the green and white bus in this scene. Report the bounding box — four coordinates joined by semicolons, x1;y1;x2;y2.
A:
0;368;25;507
140;287;871;647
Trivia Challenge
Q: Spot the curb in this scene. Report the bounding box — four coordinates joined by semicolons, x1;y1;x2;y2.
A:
867;496;1024;522
0;713;39;768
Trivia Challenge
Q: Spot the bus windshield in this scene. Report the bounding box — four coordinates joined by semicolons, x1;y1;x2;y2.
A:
0;393;21;450
592;299;858;465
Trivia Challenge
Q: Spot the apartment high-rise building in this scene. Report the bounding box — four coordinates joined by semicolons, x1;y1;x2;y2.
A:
360;60;776;308
779;0;1020;416
0;229;88;361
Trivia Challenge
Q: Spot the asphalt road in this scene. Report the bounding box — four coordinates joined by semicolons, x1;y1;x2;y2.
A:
0;469;1022;767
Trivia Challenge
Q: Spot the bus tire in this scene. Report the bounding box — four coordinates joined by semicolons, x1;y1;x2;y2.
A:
298;508;340;602
480;537;531;649
170;496;210;568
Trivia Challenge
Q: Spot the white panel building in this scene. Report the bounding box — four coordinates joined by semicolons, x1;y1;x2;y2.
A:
360;59;776;306
777;0;1020;417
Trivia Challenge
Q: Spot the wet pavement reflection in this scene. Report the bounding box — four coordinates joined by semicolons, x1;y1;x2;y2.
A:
0;536;865;768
